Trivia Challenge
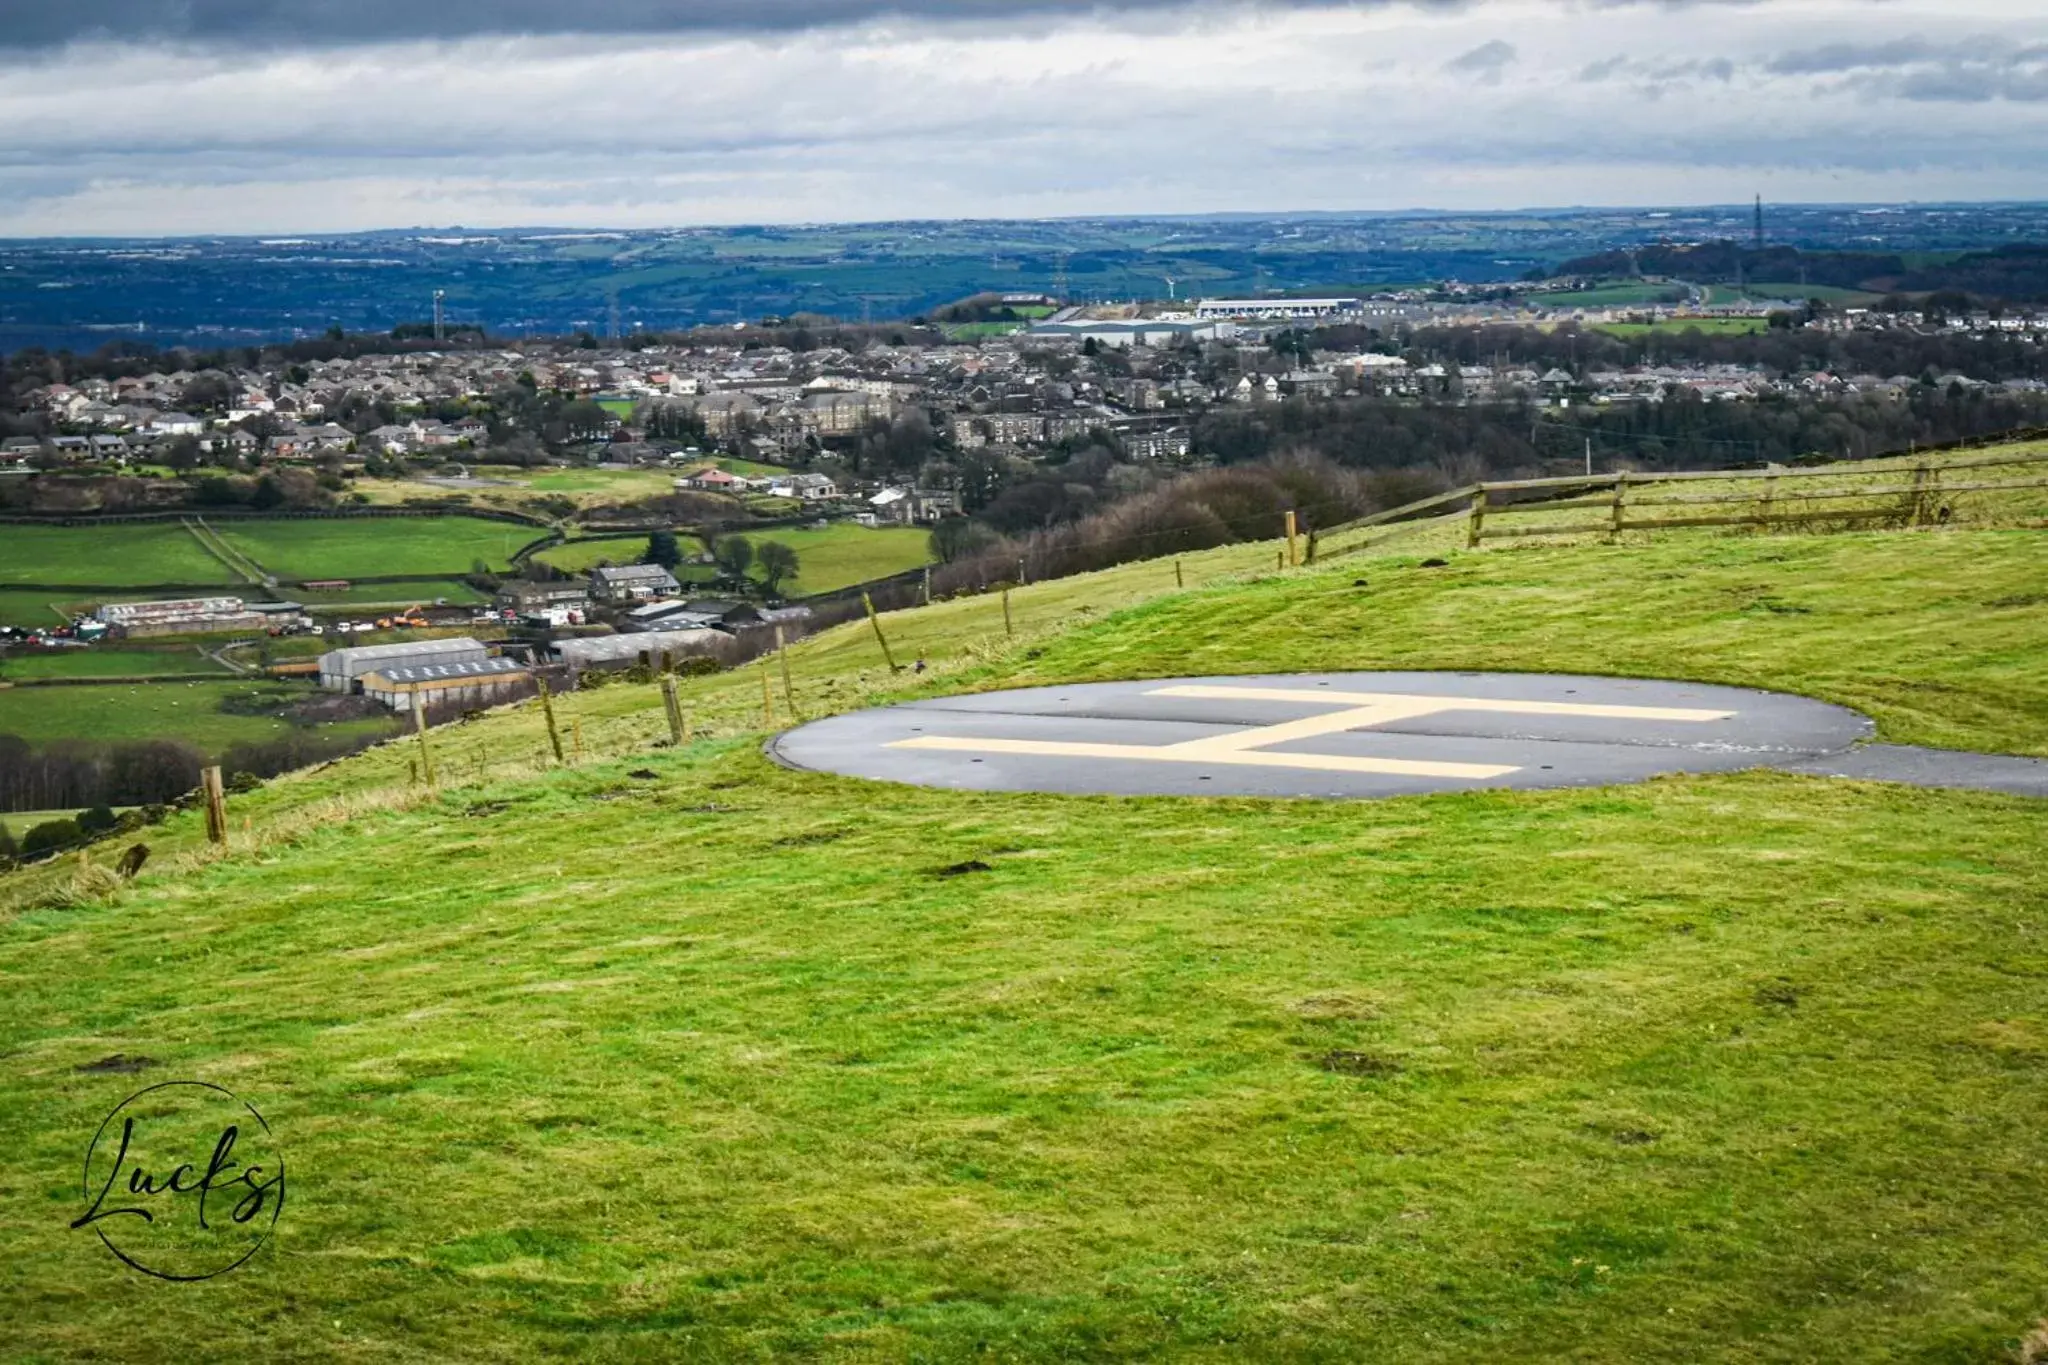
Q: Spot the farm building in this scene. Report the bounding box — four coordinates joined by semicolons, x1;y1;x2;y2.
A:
96;597;272;637
553;629;733;672
319;636;490;692
590;564;682;603
358;657;533;712
494;582;591;615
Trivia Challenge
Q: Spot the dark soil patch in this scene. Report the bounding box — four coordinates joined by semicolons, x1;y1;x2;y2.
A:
76;1054;156;1074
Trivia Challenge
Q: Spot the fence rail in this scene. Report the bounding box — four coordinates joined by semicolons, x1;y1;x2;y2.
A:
1465;451;2048;547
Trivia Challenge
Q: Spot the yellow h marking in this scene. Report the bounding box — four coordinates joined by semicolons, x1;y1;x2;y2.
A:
886;685;1736;782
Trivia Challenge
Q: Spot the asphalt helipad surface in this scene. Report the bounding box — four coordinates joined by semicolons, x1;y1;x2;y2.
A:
769;672;1896;799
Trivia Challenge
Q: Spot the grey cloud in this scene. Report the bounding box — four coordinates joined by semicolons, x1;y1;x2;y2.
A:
1446;39;1516;76
1767;34;2048;102
0;0;1406;47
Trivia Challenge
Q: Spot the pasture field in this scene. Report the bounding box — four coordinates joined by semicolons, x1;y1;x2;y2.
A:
0;522;232;588
1536;281;1690;308
0;590;83;628
291;579;489;608
534;523;930;593
519;467;679;498
1704;283;1884;307
0;646;230;681
533;536;712;577
1;514;2046;1359
213;516;535;578
764;522;933;595
0;679;397;752
1594;317;1770;338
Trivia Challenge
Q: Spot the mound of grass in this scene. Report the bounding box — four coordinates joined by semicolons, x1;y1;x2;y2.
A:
2;504;2045;1359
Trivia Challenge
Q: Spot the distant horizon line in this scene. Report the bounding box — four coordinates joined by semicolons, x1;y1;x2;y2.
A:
8;199;2048;243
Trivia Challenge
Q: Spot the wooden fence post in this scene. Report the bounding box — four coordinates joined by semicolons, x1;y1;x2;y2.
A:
1305;528;1319;565
1467;487;1489;548
1175;559;1184;588
660;674;685;745
1909;461;1931;526
201;766;227;845
861;592;901;673
1284;509;1299;566
537;677;565;765
1002;586;1013;637
1609;472;1628;539
922;566;932;606
760;667;774;727
410;683;436;786
1017;557;1029;586
1759;467;1777;529
775;624;798;719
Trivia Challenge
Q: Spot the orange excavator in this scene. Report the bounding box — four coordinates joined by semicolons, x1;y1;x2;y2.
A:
375;604;431;630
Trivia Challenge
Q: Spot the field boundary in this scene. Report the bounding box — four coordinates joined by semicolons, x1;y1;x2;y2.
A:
1465;449;2048;545
0;506;552;529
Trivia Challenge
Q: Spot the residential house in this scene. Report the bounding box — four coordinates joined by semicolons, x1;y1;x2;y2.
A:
590;563;682;603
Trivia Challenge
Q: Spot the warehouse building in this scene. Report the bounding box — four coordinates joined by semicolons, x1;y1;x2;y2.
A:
1193;297;1360;320
96;596;273;638
358;657;533;712
553;629;733;672
318;636;490;692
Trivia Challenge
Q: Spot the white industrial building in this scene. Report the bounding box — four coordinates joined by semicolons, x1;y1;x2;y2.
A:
359;657;532;712
553;629;733;671
318;636;490;692
1193;298;1361;320
1025;319;1228;349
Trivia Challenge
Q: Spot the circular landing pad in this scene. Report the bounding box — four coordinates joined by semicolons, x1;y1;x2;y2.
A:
768;672;1874;800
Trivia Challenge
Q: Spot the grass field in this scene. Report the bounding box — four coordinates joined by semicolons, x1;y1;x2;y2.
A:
1705;283;1884;307
0;646;230;681
1536;282;1690;308
291;579;489;608
213;517;535;579
519;468;680;497
0;589;85;628
534;524;929;594
0;679;396;752
0;522;232;589
767;523;933;595
1594;317;1770;338
2;494;2046;1357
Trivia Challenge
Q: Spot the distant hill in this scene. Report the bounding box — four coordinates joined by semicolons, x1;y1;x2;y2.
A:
1552;242;2048;303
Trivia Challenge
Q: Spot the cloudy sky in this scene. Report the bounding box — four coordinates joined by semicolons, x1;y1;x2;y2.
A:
0;0;2043;235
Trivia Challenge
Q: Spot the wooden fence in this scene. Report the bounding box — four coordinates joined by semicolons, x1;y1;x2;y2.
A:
1463;450;2048;548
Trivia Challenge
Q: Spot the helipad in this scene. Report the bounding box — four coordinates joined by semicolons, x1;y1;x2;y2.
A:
768;672;1881;799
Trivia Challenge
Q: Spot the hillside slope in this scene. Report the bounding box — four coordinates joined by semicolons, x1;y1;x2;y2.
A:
2;521;2045;1361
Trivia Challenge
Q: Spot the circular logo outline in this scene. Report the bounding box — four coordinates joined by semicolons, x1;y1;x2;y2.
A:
77;1079;286;1282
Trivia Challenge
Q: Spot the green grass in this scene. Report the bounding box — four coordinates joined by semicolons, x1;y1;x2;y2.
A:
595;398;638;418
1705;283;1883;307
291;579;488;608
0;808;131;839
758;523;933;595
0;523;232;588
520;468;677;496
533;524;930;594
0;646;230;681
1594;318;1770;338
534;535;701;575
2;504;2046;1359
0;589;84;628
1537;282;1689;308
213;517;533;578
0;680;396;753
